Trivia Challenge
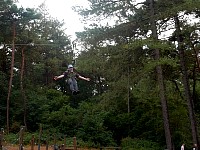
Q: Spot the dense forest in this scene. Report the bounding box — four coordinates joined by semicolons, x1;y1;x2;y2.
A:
1;0;200;149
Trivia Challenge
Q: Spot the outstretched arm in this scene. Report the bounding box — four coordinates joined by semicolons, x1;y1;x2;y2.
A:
78;75;90;81
54;74;64;80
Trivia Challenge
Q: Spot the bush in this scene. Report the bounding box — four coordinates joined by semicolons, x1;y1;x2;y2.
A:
4;133;19;145
121;137;161;150
4;132;34;145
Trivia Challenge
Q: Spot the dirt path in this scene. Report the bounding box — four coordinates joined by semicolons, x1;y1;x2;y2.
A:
3;145;98;150
3;146;48;150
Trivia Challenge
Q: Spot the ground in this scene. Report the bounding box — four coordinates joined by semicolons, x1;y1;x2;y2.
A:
3;145;98;150
3;145;51;150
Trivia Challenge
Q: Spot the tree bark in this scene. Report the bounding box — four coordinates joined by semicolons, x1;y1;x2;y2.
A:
148;0;174;149
20;46;27;129
6;22;16;133
174;15;199;146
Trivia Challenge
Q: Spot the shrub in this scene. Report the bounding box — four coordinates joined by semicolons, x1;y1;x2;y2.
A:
121;137;161;150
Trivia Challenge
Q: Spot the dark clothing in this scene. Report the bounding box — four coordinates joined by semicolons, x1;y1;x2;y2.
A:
63;70;80;79
63;70;80;92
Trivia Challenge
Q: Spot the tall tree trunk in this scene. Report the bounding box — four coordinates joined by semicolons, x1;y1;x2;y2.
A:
148;0;174;149
174;15;199;146
6;22;16;133
192;65;197;109
171;80;184;100
20;46;27;129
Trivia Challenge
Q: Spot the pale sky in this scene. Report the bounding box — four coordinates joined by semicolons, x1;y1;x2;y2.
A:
17;0;89;40
16;0;146;41
16;0;199;43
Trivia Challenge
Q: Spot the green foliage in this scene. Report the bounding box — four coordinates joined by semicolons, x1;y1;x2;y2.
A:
74;0;200;148
76;102;116;147
1;0;200;149
4;132;35;145
0;71;7;124
121;137;162;150
4;133;20;145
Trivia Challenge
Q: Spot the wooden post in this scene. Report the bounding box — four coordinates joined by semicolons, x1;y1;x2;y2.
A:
38;124;42;150
61;144;65;150
64;136;66;150
73;136;77;150
45;141;48;150
0;134;3;150
0;134;2;150
31;134;34;150
45;132;49;150
53;134;57;150
60;135;66;150
0;128;3;150
19;126;25;150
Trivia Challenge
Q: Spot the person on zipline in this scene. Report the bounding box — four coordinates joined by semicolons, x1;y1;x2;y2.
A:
54;64;90;95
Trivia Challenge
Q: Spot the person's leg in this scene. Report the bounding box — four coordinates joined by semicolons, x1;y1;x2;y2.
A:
67;78;75;92
72;78;79;91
